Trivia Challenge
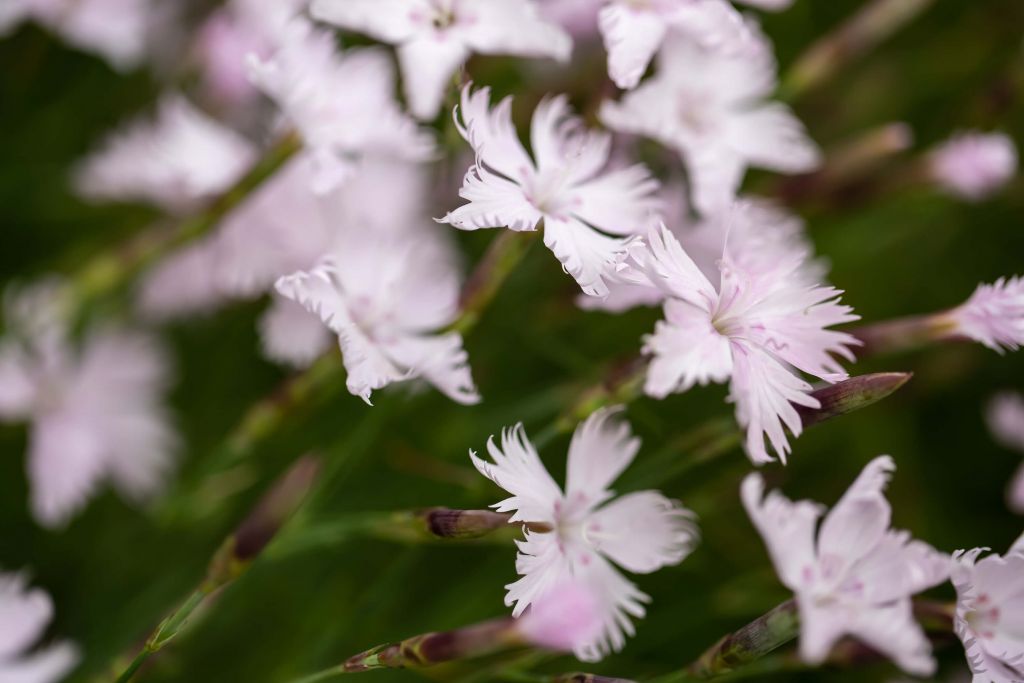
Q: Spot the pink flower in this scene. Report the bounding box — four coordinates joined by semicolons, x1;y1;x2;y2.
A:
0;282;177;528
515;580;604;653
640;220;858;464
275;228;479;405
598;0;756;90
0;572;78;683
471;407;698;661
949;277;1024;353
73;94;256;214
986;393;1024;514
951;533;1024;683
930;132;1018;202
440;85;660;297
600;32;820;214
743;456;951;675
247;20;435;193
310;0;572;120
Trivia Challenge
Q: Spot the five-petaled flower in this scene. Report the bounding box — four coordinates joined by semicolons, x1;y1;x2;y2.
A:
441;85;660;297
742;456;951;675
471;406;698;661
310;0;572;120
951;533;1024;683
0;571;78;683
600;32;820;214
639;219;858;464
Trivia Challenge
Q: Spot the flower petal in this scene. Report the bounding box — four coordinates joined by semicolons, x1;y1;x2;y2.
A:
587;490;698;574
259;295;334;368
565;407;640;505
454;85;535;183
543;216;629;297
471;423;562;525
383;332;481;406
598;4;667;89
643;298;733;398
308;0;417;43
573;553;650;662
572;164;660;236
817;456;895;564
439;163;542;232
728;103;822;174
396;37;470;120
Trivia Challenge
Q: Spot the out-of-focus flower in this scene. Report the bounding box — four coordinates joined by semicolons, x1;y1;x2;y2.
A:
581;195;819;313
986;393;1024;514
275;228;479;405
743;456;951;675
601;33;820;214
515;580;604;653
951;533;1024;683
1;0;156;70
258;295;334;369
0;283;177;528
597;0;755;90
471;407;698;661
929;132;1018;202
538;0;601;38
194;0;304;107
949;277;1024;353
0;572;78;682
73;94;256;213
310;0;572;120
640;220;857;464
137;242;227;321
440;85;659;297
248;20;435;193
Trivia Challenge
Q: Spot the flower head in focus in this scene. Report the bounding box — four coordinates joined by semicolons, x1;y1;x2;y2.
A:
929;132;1018;202
948;277;1024;353
310;0;572;120
601;33;820;215
0;282;177;528
247;20;435;193
275;228;479;405
987;393;1024;514
471;407;698;661
440;85;660;297
640;217;858;464
0;571;78;683
73;94;256;213
743;456;951;675
951;533;1024;683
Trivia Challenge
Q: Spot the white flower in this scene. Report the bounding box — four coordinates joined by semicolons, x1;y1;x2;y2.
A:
136;242;227;320
258;295;334;369
440;85;660;297
73;94;256;213
930;132;1018;202
514;579;604;653
949;277;1024;353
0;572;78;683
581;195;819;313
470;407;698;661
0;283;177;528
987;393;1024;514
951;533;1024;683
640;220;858;464
598;0;756;90
247;20;435;193
600;33;820;214
275;229;479;405
742;456;951;675
309;0;572;120
2;0;156;70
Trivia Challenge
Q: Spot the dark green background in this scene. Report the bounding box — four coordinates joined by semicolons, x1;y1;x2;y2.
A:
1;1;1022;681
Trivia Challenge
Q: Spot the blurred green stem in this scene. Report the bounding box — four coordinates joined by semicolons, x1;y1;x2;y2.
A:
68;132;301;318
780;0;936;100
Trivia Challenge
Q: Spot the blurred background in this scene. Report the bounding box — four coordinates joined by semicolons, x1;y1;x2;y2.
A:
1;1;1023;681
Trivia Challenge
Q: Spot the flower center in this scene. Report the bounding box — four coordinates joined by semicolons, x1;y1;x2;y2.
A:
967;593;1002;640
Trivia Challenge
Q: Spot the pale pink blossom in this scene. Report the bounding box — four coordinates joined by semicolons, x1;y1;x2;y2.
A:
600;33;820;214
1;0;155;70
949;277;1024;353
310;0;572;120
514;580;604;653
247;20;435;193
275;228;479;405
258;295;334;369
440;85;660;297
581;195;819;313
930;132;1018;202
0;572;78;683
0;283;177;528
598;0;756;90
538;0;601;38
640;222;858;464
471;407;698;661
952;533;1024;683
743;456;951;675
136;241;228;320
73;94;256;213
986;393;1024;514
